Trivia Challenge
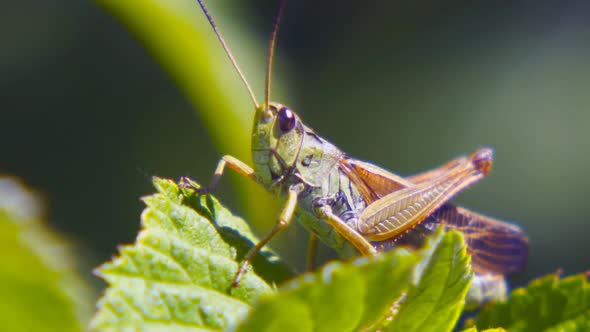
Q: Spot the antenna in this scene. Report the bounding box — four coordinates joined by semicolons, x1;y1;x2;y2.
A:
196;0;259;108
265;0;288;110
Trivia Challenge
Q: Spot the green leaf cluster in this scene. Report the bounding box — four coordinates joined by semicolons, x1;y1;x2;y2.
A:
467;271;590;331
92;178;473;331
3;175;589;332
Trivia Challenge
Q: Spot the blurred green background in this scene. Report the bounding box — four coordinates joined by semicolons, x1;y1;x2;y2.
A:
2;0;589;290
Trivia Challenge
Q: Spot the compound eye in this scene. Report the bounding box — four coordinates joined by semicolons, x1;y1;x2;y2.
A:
277;107;296;133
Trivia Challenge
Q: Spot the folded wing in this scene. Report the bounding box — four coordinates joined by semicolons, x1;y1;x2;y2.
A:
430;204;528;275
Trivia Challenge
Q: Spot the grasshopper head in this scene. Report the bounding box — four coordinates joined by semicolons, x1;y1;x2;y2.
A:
252;102;304;189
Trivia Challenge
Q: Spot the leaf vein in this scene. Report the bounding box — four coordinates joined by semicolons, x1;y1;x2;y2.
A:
141;242;194;283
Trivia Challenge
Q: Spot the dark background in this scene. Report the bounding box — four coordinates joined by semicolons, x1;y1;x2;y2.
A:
2;0;589;288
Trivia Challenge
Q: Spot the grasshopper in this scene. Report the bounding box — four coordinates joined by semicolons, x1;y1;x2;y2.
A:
186;0;528;303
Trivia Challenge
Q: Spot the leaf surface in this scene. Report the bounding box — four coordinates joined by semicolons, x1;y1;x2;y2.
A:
92;178;291;331
385;230;472;332
468;271;590;332
0;177;92;332
240;229;471;332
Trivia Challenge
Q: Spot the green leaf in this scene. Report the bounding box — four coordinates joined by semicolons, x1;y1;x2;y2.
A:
238;229;470;332
385;230;473;332
93;179;475;331
468;271;590;332
91;177;291;331
238;247;419;332
95;0;280;228
543;310;590;332
0;177;92;332
461;328;506;332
